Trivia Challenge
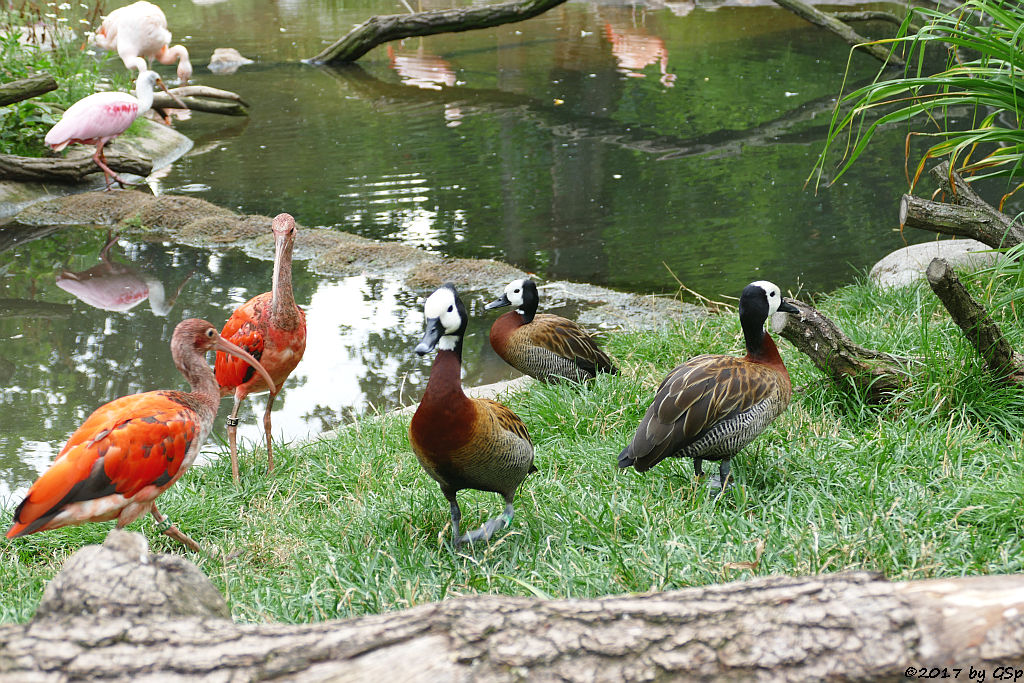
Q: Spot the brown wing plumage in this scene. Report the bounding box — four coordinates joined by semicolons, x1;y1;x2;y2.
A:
619;355;779;472
527;314;617;375
476;398;533;446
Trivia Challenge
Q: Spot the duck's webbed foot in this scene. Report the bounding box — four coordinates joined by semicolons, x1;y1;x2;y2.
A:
454;502;514;545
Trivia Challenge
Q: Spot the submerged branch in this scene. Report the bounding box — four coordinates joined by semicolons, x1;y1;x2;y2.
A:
310;0;569;64
772;0;905;66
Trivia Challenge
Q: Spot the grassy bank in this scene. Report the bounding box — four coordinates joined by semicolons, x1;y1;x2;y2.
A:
3;274;1023;624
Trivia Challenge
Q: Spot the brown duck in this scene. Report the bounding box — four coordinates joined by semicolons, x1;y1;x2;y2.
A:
409;283;536;544
618;280;799;491
485;278;617;382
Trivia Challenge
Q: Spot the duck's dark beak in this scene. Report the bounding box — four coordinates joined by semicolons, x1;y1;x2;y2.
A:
484;294;511;311
778;299;800;314
415;317;444;355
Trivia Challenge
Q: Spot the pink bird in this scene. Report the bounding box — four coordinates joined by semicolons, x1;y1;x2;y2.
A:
44;69;184;190
94;1;192;85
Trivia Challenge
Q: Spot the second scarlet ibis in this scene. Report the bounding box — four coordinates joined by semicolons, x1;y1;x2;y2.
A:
44;69;185;190
6;318;275;551
216;213;307;484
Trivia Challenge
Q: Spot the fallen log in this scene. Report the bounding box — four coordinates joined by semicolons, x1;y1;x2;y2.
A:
0;150;152;183
5;531;1024;680
310;0;569;64
772;0;905;67
152;93;249;116
0;72;58;106
900;161;1024;249
925;257;1024;383
779;297;913;399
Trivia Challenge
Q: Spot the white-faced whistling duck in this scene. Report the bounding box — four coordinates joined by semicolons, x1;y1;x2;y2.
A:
484;278;617;383
618;280;799;492
409;283;536;544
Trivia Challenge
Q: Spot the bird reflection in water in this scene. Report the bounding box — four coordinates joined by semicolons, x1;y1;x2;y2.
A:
387;42;463;126
603;12;677;88
56;231;193;316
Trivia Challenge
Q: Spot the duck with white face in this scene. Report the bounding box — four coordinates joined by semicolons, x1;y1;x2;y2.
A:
485;277;617;383
409;284;536;545
618;280;800;493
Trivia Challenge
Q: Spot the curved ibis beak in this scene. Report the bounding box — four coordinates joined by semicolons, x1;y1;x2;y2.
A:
778;299;800;315
415;317;444;356
484;294;511;311
214;335;276;393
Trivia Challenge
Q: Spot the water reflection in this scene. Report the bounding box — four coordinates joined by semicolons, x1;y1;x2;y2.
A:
0;228;514;502
602;10;676;87
56;231;194;316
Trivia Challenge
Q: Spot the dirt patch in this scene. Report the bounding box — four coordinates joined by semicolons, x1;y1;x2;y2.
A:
12;189;704;330
406;258;526;292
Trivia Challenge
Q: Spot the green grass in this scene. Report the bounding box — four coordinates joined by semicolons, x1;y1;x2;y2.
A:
3;274;1024;624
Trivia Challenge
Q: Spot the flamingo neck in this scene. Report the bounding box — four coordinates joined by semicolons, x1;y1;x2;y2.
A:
271;233;298;325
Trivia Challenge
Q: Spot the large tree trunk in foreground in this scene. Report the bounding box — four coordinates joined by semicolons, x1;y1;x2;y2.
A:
0;150;152;183
0;72;57;106
926;257;1024;383
4;531;1024;681
310;0;569;64
900;161;1024;249
779;297;913;399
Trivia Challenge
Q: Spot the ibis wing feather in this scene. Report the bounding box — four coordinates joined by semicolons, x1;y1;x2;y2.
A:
215;301;266;389
7;392;198;536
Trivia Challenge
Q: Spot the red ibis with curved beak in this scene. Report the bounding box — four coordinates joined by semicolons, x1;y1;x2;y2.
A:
5;318;275;551
216;213;307;484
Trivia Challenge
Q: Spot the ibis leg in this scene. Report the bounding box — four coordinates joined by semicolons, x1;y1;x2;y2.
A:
151;504;201;552
227;393;243;485
263;391;277;473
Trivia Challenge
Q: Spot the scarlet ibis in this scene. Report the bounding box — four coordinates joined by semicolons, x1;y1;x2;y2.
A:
6;318;275;551
94;1;192;85
44;69;185;190
215;213;306;484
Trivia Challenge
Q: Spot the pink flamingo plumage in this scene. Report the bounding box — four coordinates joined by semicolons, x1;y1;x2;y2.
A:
94;1;192;85
44;69;184;190
6;319;275;551
215;213;307;484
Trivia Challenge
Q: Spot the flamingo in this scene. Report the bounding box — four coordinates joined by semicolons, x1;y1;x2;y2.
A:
94;1;192;85
5;319;275;551
215;213;307;484
44;69;185;190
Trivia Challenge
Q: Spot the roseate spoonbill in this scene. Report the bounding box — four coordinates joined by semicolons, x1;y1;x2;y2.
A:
215;213;306;484
410;284;535;545
56;231;193;316
94;1;192;84
618;281;799;492
44;69;185;190
6;319;275;551
484;278;617;383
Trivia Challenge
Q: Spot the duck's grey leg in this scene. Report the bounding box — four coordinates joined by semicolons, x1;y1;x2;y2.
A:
708;458;732;494
456;501;514;545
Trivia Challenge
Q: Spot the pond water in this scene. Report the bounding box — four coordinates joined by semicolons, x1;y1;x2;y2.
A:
2;0;937;501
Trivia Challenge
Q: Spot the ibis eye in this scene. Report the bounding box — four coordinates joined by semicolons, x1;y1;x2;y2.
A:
206;328;215;337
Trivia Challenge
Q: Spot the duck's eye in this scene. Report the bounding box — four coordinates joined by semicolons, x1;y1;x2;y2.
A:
514;289;520;294
770;291;777;297
447;305;453;313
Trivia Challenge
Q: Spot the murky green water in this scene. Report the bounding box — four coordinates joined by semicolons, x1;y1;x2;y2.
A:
2;0;940;501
